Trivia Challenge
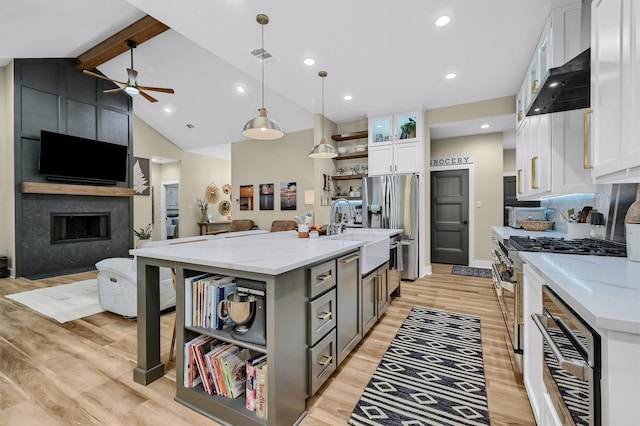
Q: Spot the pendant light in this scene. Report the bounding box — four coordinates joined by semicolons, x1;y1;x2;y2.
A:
309;71;338;158
242;14;284;140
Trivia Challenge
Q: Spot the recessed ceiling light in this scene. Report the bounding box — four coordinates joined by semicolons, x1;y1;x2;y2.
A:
163;107;172;114
236;85;245;93
445;73;457;80
435;16;450;27
480;123;490;129
304;58;315;66
344;95;353;101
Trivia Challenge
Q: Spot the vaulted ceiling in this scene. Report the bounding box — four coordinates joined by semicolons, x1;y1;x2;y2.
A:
1;0;568;157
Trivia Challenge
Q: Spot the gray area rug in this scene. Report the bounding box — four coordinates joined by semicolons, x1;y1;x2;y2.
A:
451;265;492;279
349;307;490;425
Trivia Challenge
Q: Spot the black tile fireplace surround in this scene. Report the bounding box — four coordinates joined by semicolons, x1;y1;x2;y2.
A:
20;194;131;279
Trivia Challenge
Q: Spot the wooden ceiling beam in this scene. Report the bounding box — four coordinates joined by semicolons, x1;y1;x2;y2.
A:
76;15;169;70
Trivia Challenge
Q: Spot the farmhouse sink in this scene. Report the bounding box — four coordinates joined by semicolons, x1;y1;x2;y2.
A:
326;232;389;275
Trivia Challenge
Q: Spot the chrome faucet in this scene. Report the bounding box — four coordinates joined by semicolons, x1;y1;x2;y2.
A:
331;198;354;224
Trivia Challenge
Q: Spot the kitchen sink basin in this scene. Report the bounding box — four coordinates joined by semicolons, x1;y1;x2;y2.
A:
326;232;389;275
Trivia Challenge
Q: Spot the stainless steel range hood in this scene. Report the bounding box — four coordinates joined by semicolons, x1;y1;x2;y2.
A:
526;48;590;116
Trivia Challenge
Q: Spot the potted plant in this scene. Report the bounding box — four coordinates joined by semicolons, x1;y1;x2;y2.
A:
134;223;152;248
400;117;416;139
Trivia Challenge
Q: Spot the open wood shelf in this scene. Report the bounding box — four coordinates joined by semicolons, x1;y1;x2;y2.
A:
331;130;368;142
336;151;368;160
21;181;134;197
332;174;367;181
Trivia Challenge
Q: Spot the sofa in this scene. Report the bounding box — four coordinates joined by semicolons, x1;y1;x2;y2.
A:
95;257;176;318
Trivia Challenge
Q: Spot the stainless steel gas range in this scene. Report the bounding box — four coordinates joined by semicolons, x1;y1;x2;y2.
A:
491;234;626;381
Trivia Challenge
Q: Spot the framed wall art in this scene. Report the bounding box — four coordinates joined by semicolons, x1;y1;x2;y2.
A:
259;183;274;210
280;182;297;210
239;185;254;211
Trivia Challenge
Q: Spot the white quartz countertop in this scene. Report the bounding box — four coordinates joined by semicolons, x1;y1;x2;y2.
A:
519;251;640;335
492;226;567;241
130;230;363;275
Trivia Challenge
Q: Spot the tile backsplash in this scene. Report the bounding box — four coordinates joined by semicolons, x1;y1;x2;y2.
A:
540;186;612;234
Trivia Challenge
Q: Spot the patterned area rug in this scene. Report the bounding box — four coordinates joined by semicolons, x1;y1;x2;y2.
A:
349;307;490;426
6;279;104;323
451;266;492;279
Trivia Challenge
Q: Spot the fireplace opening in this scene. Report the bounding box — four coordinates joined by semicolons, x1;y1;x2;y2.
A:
51;213;111;243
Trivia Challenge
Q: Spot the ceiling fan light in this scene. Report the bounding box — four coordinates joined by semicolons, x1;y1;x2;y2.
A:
243;108;284;140
124;86;140;95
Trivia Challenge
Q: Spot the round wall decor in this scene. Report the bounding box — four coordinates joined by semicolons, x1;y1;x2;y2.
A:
205;184;219;203
223;183;231;195
219;200;231;216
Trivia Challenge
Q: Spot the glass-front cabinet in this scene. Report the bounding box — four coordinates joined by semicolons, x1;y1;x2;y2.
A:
368;110;420;146
369;116;392;146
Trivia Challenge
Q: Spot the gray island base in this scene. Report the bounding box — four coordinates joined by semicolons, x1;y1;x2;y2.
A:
131;231;366;426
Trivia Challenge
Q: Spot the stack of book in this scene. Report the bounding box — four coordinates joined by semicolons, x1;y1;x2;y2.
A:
184;336;251;398
184;274;236;329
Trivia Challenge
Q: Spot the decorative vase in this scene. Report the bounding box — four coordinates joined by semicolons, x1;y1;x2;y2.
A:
200;209;208;224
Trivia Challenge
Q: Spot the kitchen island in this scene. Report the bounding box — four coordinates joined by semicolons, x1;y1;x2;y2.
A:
519;252;640;425
130;229;394;426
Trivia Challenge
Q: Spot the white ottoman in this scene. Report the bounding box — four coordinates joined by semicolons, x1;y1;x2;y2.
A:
96;257;176;318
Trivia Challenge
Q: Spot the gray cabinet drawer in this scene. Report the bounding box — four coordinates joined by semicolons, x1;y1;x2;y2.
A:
308;289;336;345
308;259;336;299
308;329;337;396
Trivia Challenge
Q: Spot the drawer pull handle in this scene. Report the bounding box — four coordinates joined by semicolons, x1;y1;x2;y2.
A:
318;355;332;367
316;273;332;282
317;311;332;320
339;254;360;264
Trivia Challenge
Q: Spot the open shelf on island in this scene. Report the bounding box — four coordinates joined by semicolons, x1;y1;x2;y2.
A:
186;326;267;354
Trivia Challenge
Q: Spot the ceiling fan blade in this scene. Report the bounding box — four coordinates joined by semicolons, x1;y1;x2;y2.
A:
103;87;126;94
139;90;159;103
136;85;175;94
82;69;126;85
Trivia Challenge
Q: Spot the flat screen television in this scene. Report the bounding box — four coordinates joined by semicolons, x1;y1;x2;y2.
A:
38;130;128;184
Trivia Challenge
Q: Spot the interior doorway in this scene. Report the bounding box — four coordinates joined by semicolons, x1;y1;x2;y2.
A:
162;181;179;240
430;169;470;265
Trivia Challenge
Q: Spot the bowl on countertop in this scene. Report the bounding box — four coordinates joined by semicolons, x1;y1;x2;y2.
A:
520;220;555;231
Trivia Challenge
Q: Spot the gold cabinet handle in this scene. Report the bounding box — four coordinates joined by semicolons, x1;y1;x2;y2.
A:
316;273;332;282
517;169;523;194
584;109;593;169
318;355;332;366
339;254;360;264
531;156;539;189
517;111;523;121
532;79;539;94
317;311;332;320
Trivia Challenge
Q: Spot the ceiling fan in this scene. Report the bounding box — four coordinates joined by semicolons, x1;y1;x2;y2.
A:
82;40;174;103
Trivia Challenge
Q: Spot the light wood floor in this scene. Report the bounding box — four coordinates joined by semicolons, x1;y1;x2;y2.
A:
0;264;534;425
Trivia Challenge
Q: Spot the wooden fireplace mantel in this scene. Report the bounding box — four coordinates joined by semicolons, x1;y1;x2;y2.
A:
21;182;134;197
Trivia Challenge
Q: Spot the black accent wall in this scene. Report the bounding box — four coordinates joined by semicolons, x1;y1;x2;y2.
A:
14;59;134;278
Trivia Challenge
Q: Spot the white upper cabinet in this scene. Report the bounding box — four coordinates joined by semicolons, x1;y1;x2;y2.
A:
589;0;640;182
368;110;423;176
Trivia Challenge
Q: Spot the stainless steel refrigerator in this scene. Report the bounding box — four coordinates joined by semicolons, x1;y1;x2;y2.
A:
362;174;419;280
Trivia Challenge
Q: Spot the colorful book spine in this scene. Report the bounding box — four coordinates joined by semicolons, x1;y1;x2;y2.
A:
245;355;267;411
255;363;268;419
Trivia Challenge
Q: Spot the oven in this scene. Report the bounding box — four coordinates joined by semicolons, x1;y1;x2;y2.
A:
532;285;601;426
491;237;523;377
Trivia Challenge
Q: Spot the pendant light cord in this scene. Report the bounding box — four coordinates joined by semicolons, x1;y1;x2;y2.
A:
321;75;325;142
261;23;265;110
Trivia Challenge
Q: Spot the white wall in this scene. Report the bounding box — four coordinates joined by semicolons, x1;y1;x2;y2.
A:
0;62;15;274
